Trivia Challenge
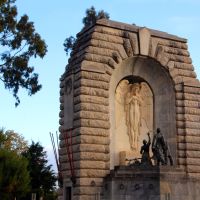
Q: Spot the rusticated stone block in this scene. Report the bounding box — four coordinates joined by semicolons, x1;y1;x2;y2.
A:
164;46;190;56
104;65;113;75
176;119;200;129
74;78;109;90
176;107;184;114
74;127;109;137
183;93;200;101
184;86;200;94
169;68;196;79
73;152;109;162
178;158;187;165
77;144;109;153
177;128;200;136
61;161;109;170
185;122;200;129
184;114;200;122
74;87;109;98
59;136;80;147
94;25;126;37
59;110;64;118
176;114;184;121
74;71;110;82
178;150;186;158
187;173;200;179
60;88;65;96
79;160;109;169
186;151;200;158
187;158;200;165
84;53;117;69
182;77;200;85
73;186;102;195
91;31;124;44
168;61;194;71
177;114;200;122
74;95;109;106
178;143;200;151
59;143;109;155
74;111;109;121
127;32;139;54
184;107;200;115
80;135;109;145
176;92;184;100
150;37;187;58
76;177;103;186
74;103;108;113
89;39;128;59
186;136;200;144
80;60;106;74
187;165;200;173
61;169;109;180
177;136;185;143
155;46;169;67
176;100;200;108
59;96;64;103
87;46;122;65
77;169;110;178
123;38;133;57
157;38;188;49
59;118;64;125
174;62;194;70
73;119;110;129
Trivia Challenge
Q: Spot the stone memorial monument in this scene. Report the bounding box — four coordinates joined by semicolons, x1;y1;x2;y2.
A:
58;19;200;200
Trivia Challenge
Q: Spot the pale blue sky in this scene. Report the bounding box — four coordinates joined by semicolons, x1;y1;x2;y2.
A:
0;0;200;168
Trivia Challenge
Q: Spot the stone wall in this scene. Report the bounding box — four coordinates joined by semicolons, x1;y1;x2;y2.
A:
59;19;200;200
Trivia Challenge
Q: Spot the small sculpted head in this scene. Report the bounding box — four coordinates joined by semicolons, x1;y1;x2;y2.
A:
157;128;160;133
143;139;147;145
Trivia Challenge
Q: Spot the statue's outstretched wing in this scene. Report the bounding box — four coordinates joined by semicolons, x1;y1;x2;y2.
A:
140;82;153;131
115;80;131;128
115;79;130;105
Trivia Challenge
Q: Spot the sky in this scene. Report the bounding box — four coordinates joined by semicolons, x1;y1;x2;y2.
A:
0;0;200;170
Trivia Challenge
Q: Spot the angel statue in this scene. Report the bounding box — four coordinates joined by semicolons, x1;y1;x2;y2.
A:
124;83;143;150
115;79;153;153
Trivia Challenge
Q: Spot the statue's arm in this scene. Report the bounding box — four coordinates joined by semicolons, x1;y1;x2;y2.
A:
147;132;151;145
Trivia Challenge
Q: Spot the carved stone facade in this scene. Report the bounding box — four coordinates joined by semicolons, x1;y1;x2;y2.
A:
58;19;200;200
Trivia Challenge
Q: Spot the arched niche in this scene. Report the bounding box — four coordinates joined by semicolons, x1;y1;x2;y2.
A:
109;56;176;169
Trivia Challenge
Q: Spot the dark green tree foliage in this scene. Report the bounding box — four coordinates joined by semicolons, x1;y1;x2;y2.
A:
0;149;30;199
22;142;57;200
63;36;76;55
63;6;109;55
82;6;109;27
0;0;47;106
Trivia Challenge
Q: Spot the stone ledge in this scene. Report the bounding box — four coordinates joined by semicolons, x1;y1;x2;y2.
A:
95;19;187;42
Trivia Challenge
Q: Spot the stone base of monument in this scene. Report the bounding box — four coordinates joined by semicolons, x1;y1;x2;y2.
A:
101;166;200;200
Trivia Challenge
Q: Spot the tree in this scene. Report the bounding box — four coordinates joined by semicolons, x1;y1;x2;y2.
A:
0;149;30;199
22;141;57;200
0;0;47;106
0;128;28;154
63;6;109;55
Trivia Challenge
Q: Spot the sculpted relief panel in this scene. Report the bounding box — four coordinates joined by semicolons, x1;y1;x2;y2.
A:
115;79;153;165
63;75;74;130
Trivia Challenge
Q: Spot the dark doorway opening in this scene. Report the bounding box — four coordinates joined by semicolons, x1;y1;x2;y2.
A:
65;186;72;200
